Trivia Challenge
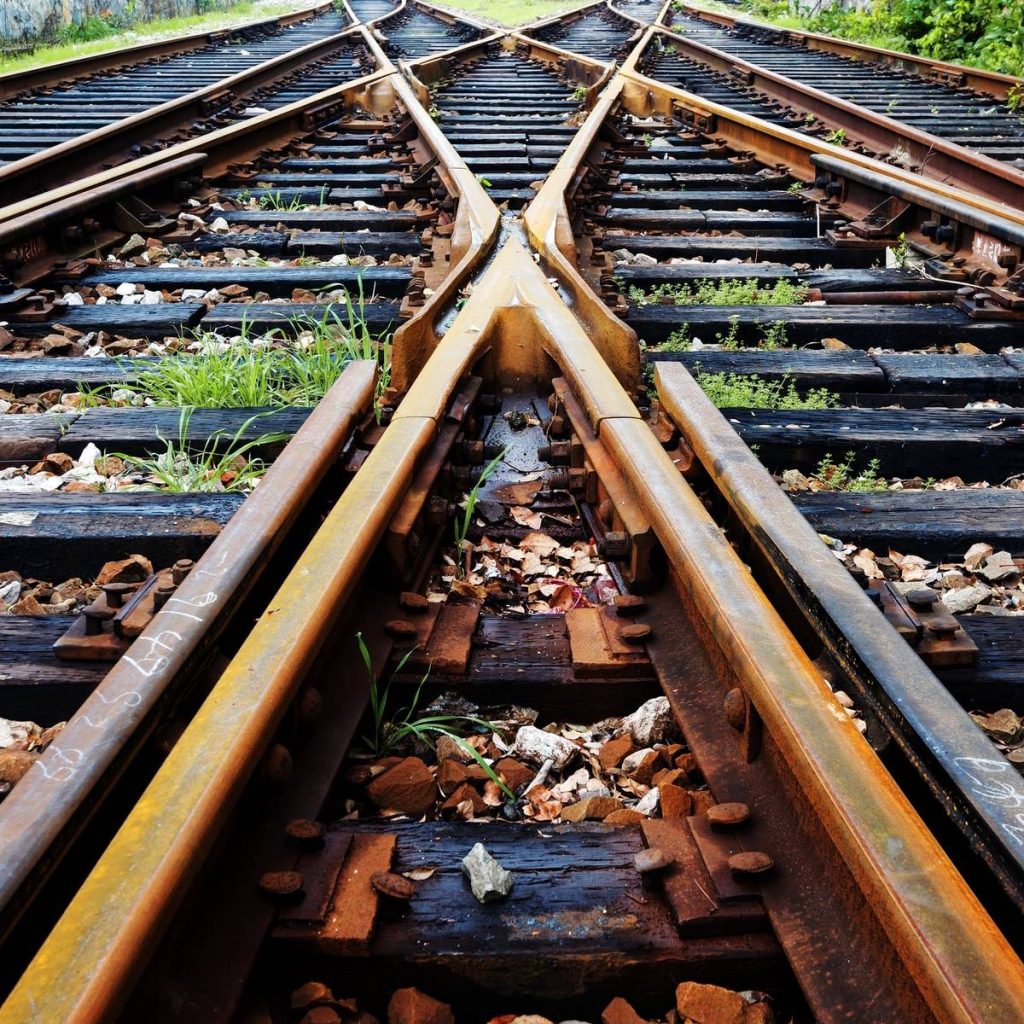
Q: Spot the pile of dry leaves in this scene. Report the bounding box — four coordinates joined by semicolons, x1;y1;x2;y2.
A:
435;531;617;616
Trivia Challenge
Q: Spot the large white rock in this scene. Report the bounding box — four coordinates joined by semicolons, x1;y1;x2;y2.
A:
620;697;675;746
942;584;992;614
513;725;578;769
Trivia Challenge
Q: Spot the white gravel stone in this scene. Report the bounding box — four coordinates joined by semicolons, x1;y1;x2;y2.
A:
634;787;660;817
513;725;579;769
461;842;513;903
942;583;992;614
620;697;675;746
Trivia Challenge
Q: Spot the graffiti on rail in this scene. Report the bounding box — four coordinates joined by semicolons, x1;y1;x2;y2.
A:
954;756;1024;847
27;550;230;785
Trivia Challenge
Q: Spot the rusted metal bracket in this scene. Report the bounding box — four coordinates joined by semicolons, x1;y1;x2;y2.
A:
869;581;978;669
384;376;483;580
270;830;395;956
54;560;194;662
552;377;657;586
841;194;912;240
112;196;178;237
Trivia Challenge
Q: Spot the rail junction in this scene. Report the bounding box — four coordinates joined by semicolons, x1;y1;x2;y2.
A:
1;1;1023;1022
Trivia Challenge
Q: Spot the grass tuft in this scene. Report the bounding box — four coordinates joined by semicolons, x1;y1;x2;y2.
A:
696;370;838;411
112;409;287;493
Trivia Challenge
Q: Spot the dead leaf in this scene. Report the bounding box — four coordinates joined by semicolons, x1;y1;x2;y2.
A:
510;506;543;530
519;531;560;556
403;867;436;881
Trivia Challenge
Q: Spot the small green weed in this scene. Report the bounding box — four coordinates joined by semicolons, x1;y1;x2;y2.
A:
696;370;837;410
357;634;515;799
628;277;807;307
454;448;507;552
811;452;888;492
113;410;286;493
825;128;848;146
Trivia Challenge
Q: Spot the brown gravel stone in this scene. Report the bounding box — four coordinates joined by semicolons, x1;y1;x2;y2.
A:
0;749;38;784
604;808;645;825
675;982;746;1024
95;554;153;585
387;988;454;1024
494;757;533;792
440;783;486;815
367;757;437;816
598;733;635;770
602;998;649;1024
659;784;693;819
560;795;623;822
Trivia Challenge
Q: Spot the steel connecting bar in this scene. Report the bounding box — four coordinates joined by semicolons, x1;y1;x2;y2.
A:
0;361;378;938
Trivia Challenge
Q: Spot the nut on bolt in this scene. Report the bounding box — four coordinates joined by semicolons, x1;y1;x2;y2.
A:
728;851;774;877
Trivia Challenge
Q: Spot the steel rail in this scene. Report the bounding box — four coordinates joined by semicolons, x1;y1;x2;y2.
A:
6;236;1024;1024
522;70;641;391
0;23;374;203
509;31;617;103
617;27;1024;232
641;23;1024;207
671;2;1023;98
0;360;378;940
0;235;512;1024
387;59;501;390
655;362;1024;910
0;31;398;229
0;0;338;101
517;0;610;38
483;240;1024;1024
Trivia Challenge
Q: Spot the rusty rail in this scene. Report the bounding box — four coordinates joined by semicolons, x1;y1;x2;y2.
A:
0;361;377;939
654;361;1024;912
635;24;1024;207
0;0;339;101
0;32;398;229
618;28;1024;229
6;236;1024;1024
0;24;376;203
672;2;1023;99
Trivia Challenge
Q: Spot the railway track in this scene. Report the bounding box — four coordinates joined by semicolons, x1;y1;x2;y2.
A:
2;4;1024;1024
624;14;1024;206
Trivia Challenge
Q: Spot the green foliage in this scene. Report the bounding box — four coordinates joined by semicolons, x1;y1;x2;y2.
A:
824;127;847;146
786;180;806;194
627;277;807;307
571;85;588;102
82;294;390;414
696;370;838;411
740;0;1024;77
454;448;507;550
357;633;515;799
113;410;286;493
257;188;326;211
890;232;911;269
811;452;888;492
